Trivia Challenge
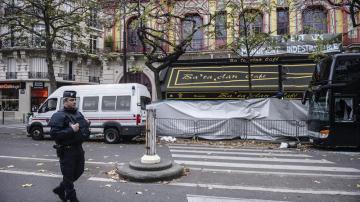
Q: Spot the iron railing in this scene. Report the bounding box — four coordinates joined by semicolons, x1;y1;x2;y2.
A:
58;73;76;81
6;72;17;79
28;72;48;79
89;76;100;83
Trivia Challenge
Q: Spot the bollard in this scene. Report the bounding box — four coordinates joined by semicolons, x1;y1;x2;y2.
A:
141;109;160;164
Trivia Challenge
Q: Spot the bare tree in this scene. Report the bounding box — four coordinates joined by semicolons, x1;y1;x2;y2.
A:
123;0;219;100
227;0;273;98
0;0;97;93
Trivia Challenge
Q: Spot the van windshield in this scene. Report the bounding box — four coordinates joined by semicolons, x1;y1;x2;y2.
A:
38;98;57;113
140;96;151;110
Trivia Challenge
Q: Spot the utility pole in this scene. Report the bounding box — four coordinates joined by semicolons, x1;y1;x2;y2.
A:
122;1;127;83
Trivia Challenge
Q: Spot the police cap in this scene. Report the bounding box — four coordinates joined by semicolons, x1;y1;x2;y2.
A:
63;90;76;98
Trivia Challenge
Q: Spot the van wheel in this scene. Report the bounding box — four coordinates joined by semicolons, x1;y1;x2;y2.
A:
104;128;120;144
31;126;44;140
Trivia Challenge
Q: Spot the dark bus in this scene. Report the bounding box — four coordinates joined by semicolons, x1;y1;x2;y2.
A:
303;53;360;147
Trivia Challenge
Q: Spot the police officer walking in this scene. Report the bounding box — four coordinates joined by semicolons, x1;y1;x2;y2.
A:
49;91;90;202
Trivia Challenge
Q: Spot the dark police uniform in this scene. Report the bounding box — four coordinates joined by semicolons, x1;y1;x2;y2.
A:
49;91;90;202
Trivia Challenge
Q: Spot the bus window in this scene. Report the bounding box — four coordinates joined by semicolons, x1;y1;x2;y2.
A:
311;57;332;85
334;97;354;122
309;90;329;122
334;57;360;82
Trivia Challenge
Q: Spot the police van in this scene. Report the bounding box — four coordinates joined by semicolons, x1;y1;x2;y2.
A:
27;83;151;144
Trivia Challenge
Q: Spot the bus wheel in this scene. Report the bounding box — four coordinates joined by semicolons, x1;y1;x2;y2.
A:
31;126;44;140
104;128;120;144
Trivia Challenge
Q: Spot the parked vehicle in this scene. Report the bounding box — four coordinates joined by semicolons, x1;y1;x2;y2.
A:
27;83;151;143
302;53;360;147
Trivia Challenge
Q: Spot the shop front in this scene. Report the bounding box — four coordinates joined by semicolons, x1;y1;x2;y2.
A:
0;82;25;111
164;55;315;100
164;34;342;100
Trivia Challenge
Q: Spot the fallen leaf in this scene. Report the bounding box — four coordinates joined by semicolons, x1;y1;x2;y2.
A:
22;184;32;188
314;180;321;184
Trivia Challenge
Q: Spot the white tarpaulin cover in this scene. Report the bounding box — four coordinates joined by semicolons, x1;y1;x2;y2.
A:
147;98;308;140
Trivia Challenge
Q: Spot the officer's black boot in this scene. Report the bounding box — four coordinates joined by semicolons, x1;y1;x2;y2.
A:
66;190;79;202
53;185;66;202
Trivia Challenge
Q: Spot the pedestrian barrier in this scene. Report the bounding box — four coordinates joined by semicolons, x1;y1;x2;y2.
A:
156;118;307;140
0;111;24;125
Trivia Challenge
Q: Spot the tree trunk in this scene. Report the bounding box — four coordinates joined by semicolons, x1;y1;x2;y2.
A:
247;60;252;98
153;69;162;100
46;41;57;94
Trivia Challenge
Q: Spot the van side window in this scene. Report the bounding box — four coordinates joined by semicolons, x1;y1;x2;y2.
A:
102;96;116;111
116;96;131;111
83;96;99;111
59;97;80;109
140;96;151;110
38;98;57;113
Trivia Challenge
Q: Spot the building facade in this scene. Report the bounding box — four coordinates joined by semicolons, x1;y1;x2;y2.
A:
0;2;105;120
105;0;355;100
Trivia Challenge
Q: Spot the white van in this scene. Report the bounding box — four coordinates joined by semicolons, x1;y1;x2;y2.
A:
26;83;151;144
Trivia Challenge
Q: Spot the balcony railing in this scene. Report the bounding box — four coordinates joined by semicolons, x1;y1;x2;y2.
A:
343;27;360;47
0;38;84;53
58;73;76;81
6;72;17;79
89;76;100;83
28;72;48;79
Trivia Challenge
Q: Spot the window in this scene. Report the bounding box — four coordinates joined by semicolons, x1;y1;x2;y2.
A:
83;96;99;111
102;96;131;111
181;15;203;51
277;8;289;35
127;18;142;52
239;10;263;36
89;35;97;54
38;98;57;113
0;88;19;111
102;96;116;111
215;11;227;48
116;96;131;111
140;96;151;110
335;97;354;122
334;56;360;82
302;7;327;34
59;97;80;109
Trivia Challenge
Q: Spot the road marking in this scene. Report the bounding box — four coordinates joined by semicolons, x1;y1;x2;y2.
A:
0;170;117;183
171;182;360;196
88;177;117;182
169;145;296;153
0;169;62;178
0;155;124;166
188;167;360;179
172;154;332;164
175;160;360;172
170;149;312;158
187;194;290;202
